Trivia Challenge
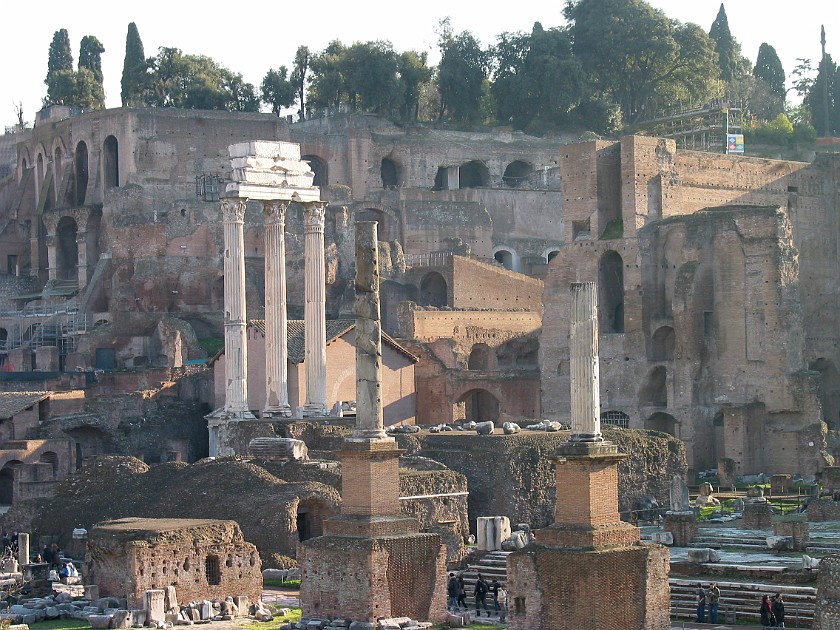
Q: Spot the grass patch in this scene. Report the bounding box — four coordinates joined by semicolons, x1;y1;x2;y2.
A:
198;337;224;357
30;621;91;630
247;607;301;629
263;578;300;589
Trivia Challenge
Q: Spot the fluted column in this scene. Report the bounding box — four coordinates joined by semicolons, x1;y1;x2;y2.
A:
352;221;387;440
303;201;328;416
262;200;291;417
569;282;603;442
222;198;250;414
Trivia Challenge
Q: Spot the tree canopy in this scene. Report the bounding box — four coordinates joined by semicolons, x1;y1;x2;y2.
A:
708;3;749;83
437;21;488;124
753;43;785;100
45;29;104;109
121;23;146;107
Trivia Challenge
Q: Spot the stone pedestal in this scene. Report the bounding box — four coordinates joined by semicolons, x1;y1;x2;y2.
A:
808;497;840;521
742;501;774;529
663;512;698;547
774;518;809;551
771;474;792;495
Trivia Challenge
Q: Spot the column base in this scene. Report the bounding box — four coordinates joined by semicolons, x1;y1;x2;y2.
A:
302;403;329;417
205;408;258;457
261;406;292;419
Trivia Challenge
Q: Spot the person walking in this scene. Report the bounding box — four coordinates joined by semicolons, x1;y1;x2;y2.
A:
474;573;490;616
772;593;786;628
457;574;467;610
447;573;460;611
696;583;707;623
497;583;508;623
760;594;776;630
708;582;721;623
491;579;502;613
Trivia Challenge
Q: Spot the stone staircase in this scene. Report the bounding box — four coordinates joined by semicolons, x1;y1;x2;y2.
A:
690;532;770;550
456;550;511;612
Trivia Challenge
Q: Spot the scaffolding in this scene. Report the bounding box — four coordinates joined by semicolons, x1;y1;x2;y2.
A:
635;99;744;153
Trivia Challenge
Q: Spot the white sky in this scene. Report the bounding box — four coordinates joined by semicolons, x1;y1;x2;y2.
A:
0;0;834;128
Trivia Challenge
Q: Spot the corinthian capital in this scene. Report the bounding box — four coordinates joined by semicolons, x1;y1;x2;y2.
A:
303;201;328;229
221;198;248;223
263;200;290;226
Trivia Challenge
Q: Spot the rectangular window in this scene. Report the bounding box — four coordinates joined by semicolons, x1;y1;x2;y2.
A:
7;255;17;276
205;555;221;585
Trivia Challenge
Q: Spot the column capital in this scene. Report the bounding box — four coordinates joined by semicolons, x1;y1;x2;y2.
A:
263;200;290;225
303;201;328;228
76;230;87;244
221;198;248;223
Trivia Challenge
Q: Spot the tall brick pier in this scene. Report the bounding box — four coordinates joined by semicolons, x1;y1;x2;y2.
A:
506;282;670;630
298;222;447;623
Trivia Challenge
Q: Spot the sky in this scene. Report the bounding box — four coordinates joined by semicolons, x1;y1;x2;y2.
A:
0;0;834;128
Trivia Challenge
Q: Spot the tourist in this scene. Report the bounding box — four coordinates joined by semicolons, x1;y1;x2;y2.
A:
708;582;721;623
772;593;786;628
491;579;502;612
760;594;776;629
497;582;508;623
696;583;706;623
42;544;52;567
457;574;467;610
474;572;490;616
447;572;460;611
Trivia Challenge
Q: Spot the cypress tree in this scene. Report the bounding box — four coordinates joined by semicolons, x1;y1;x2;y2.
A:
753;43;786;100
121;22;146;106
709;4;744;83
45;29;74;105
79;35;105;86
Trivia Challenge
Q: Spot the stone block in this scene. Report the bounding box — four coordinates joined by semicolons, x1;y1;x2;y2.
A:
650;531;674;545
111;610;131;628
144;591;165;624
199;601;212;620
85;586;100;601
233;597;248;617
164;586;177;611
477;516;511;551
88;615;112;629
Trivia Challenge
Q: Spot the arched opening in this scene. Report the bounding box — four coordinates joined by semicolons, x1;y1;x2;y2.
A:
355;208;391;241
503;160;533;188
546;250;560;263
601;410;629;429
53;147;64;205
56;216;79;281
65;425;112;469
468;344;492;371
599;250;624;333
645;412;678;437
37;153;45;190
459;160;489;188
380;157;399;188
811;358;840;428
493;247;519;272
455;389;500;423
651;326;675;361
640;366;667;407
103;135;119;188
74;141;88;205
433;167;447;191
39;451;59;477
301;155;327;187
419;272;447;307
296;497;332;541
0;460;23;505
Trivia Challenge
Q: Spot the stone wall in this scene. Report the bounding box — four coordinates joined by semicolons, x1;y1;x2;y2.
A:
87;518;261;608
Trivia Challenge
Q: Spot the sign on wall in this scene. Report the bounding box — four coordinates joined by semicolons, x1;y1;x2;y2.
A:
727;134;745;154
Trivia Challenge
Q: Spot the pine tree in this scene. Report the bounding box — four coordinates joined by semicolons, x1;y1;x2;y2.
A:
45;29;74;104
121;23;146;106
753;43;786;100
709;4;748;83
79;35;105;85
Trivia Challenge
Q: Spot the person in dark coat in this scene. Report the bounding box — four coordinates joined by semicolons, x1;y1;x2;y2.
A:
457;574;467;610
696;583;706;623
474;573;490;616
772;593;786;628
447;573;459;611
760;594;776;629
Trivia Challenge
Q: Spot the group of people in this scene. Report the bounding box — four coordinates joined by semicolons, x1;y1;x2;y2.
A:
446;572;507;619
695;582;721;624
696;582;786;628
760;593;786;629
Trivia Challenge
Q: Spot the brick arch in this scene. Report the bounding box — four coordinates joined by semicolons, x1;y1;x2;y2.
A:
451;385;502;423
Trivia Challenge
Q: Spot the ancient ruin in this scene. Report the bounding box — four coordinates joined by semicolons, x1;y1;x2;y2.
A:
298;222;446;623
506;282;670;630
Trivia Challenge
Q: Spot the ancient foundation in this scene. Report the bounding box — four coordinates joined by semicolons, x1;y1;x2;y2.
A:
813;555;840;629
808;498;840;522
664;512;698;547
742;502;774;529
87;518;261;608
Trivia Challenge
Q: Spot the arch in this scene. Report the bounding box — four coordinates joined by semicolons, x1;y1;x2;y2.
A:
74;141;89;205
455;388;500;423
640;366;667;407
645;412;678;437
599;250;624;333
355;208;393;241
493;246;520;272
468;344;492;371
53;146;64;205
296;496;334;542
811;358;840;428
301;155;328;187
380;157;400;188
544;249;561;263
419;272;447;307
651;326;675;361
37;153;45;189
0;460;23;505
103;135;119;189
459;160;489;188
56;216;79;280
601;410;629;429
503;160;533;188
39;451;59;477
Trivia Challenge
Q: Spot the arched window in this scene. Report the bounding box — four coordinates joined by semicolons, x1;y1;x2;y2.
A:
419;272;447;307
601;410;629;429
56;216;79;281
381;157;399;188
459;160;489;188
546;250;560;263
640;366;667;407
599;250;624;333
455;389;500;423
468;344;492;370
503;160;533;188
53;147;64;205
301;155;327;187
104;135;119;188
645;412;678;437
74;141;89;205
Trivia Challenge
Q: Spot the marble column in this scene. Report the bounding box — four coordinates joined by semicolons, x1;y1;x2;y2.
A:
351;221;387;440
262;200;291;417
303;201;328;416
76;230;88;288
46;232;57;281
569;282;603;442
221;198;250;414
